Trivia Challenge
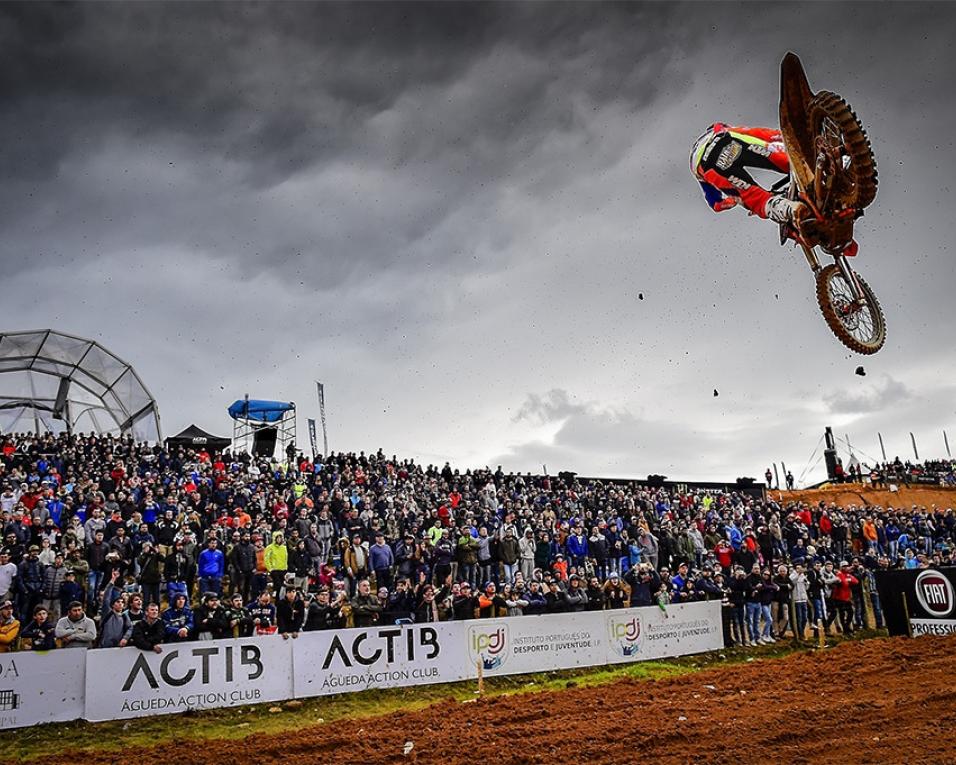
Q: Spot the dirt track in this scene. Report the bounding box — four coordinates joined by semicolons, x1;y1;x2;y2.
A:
773;484;956;510
73;635;956;765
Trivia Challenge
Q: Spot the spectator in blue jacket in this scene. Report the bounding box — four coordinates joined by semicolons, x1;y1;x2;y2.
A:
197;538;225;596
369;532;395;590
162;592;193;642
566;526;588;568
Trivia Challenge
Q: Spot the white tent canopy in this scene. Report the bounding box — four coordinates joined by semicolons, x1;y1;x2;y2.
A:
0;329;162;441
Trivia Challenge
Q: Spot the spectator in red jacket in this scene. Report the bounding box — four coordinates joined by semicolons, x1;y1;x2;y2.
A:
714;540;734;575
828;561;858;636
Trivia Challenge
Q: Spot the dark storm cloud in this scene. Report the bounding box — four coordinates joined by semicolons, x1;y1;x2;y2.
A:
0;2;701;285
2;2;955;482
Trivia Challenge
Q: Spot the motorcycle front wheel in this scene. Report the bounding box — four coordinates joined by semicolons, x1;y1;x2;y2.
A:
815;263;886;354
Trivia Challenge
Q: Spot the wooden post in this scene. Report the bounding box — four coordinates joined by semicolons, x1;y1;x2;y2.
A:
817;620;825;648
476;660;484;695
863;576;875;630
789;595;799;642
901;593;913;639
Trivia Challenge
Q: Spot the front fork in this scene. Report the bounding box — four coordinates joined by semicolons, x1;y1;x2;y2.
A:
785;179;866;303
834;252;866;304
802;242;866;304
799;241;821;273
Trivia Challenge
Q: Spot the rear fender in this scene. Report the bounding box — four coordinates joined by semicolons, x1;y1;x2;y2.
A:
779;52;816;196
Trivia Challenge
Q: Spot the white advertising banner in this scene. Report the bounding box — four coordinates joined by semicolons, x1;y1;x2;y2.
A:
604;601;723;664
84;634;294;721
465;615;605;677
0;649;86;730
293;621;468;698
0;601;722;726
910;618;956;636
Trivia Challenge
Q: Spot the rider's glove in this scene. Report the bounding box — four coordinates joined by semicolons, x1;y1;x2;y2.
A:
713;197;738;212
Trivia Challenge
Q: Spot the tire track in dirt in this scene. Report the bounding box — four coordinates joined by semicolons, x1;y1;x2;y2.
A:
66;635;956;765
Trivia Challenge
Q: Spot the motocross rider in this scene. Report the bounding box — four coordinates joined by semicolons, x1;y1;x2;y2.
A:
690;123;807;224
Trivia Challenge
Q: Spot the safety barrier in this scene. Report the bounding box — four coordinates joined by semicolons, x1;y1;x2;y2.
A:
0;600;722;729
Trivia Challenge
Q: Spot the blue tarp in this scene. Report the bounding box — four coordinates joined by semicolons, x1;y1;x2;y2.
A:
228;399;295;423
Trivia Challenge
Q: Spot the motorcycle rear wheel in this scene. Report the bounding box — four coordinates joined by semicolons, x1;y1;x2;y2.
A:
815;263;885;354
807;91;878;210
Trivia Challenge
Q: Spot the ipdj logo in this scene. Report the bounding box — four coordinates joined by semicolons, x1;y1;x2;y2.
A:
607;617;642;657
915;570;955;618
467;625;508;670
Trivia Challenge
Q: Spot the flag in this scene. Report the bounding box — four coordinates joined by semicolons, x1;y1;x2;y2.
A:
307;418;318;457
316;382;329;455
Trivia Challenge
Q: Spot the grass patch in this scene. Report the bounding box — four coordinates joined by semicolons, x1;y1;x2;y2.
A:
1;633;879;763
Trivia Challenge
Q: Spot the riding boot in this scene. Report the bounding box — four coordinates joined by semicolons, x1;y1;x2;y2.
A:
765;195;807;224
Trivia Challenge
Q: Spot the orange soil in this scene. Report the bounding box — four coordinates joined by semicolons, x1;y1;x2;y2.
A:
71;634;956;765
772;484;956;510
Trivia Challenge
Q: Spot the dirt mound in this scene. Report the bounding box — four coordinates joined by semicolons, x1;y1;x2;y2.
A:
772;484;956;510
71;635;956;765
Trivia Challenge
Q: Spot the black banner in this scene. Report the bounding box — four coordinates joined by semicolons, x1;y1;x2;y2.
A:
875;567;956;636
307;418;317;457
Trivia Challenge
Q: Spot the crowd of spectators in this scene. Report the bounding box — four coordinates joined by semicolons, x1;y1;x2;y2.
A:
765;457;956;490
0;430;954;656
866;456;956;487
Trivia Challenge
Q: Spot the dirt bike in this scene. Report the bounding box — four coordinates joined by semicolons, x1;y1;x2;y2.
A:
778;52;885;354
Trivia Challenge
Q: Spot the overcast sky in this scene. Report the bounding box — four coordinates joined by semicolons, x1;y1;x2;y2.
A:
1;2;954;484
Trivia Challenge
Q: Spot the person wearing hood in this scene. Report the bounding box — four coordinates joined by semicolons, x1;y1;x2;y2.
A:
638;529;660;570
288;539;312;593
603;572;630;609
562;575;589;612
99;592;133;648
264;531;289;594
162;592;194;642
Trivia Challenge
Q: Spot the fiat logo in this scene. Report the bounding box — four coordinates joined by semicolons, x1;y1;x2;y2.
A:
915;570;955;617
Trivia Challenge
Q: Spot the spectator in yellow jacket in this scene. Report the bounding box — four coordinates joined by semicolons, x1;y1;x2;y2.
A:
0;600;20;652
264;531;289;594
